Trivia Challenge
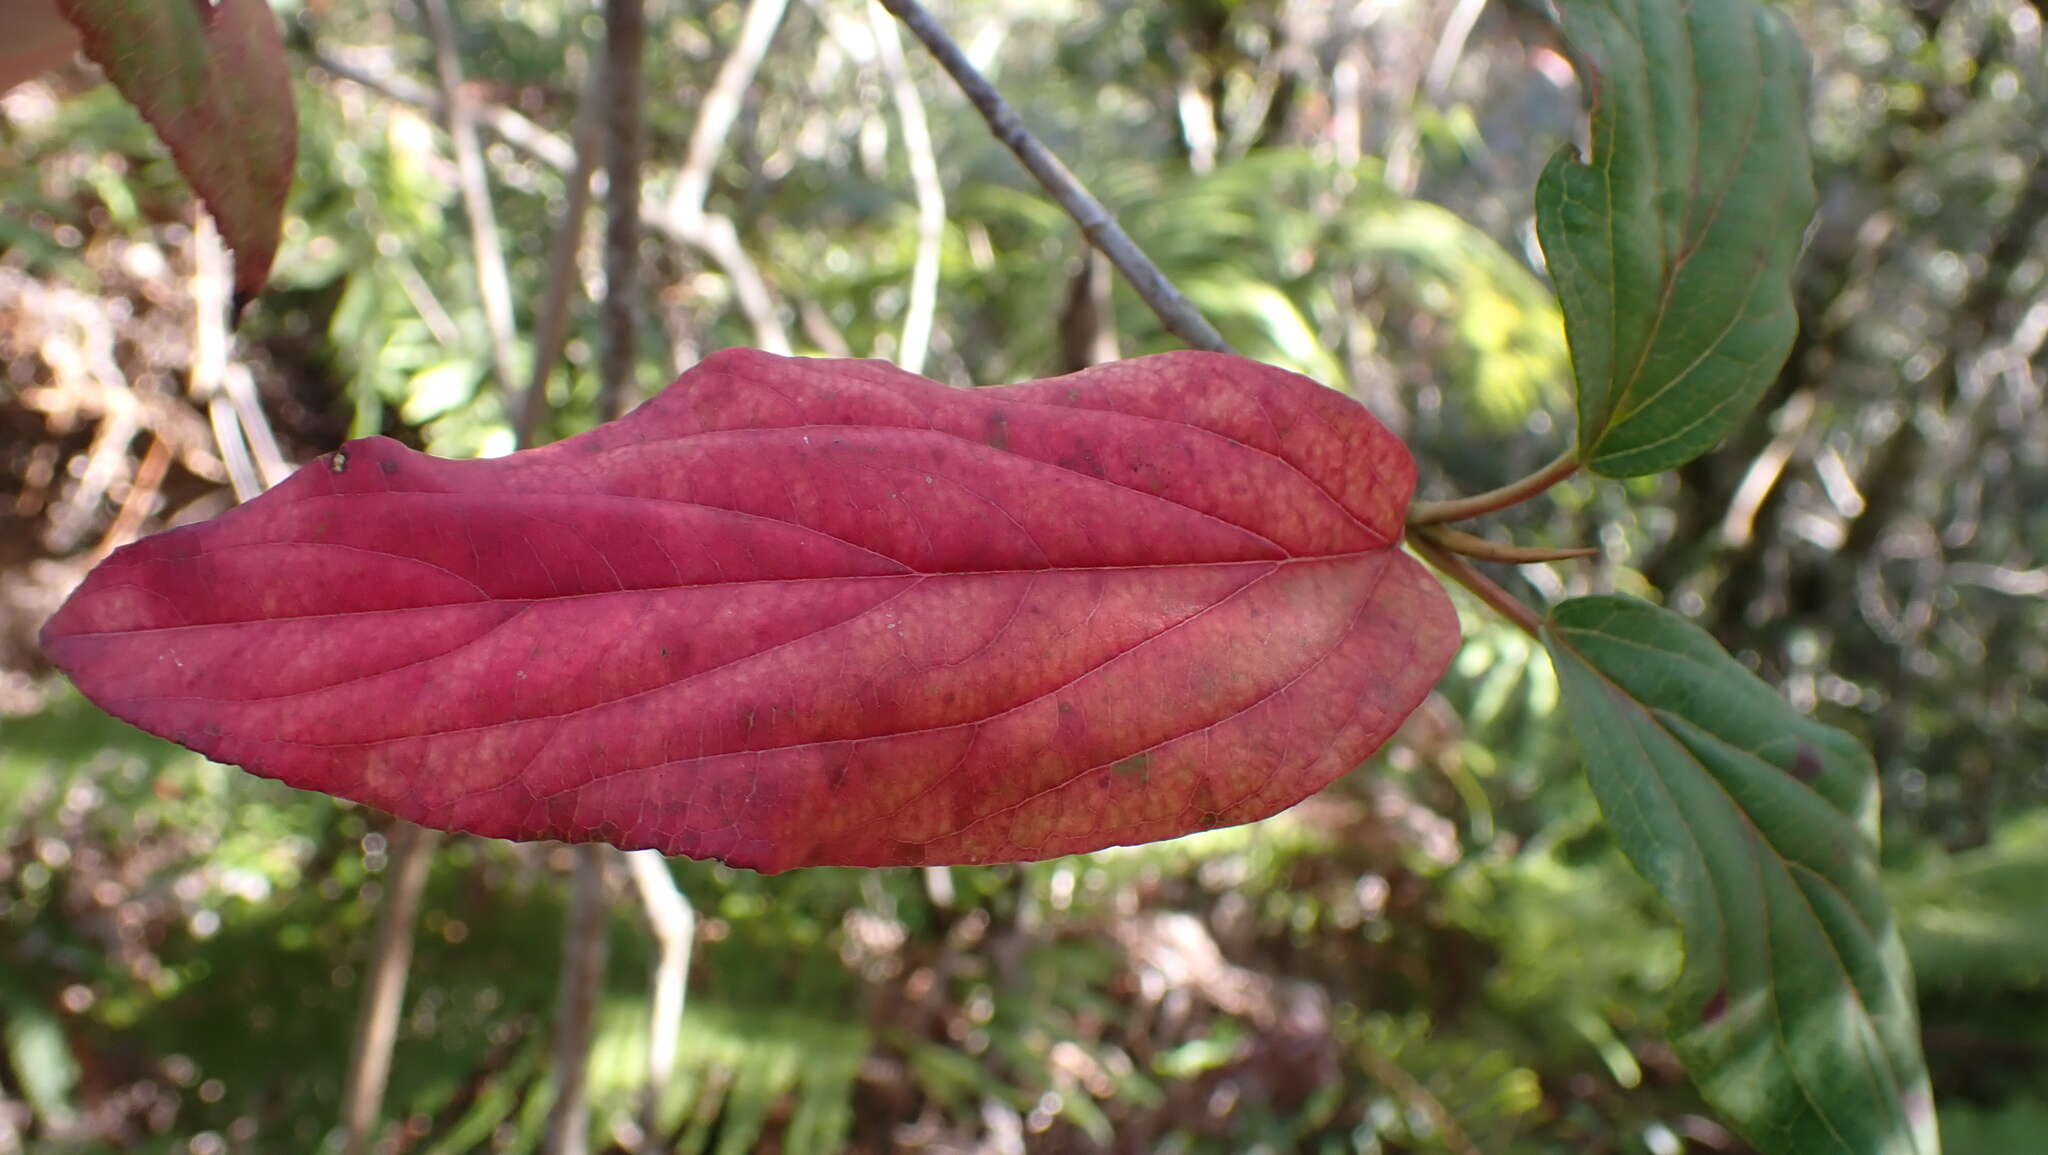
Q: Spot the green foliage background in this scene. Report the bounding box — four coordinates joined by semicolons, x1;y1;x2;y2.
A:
1;0;2042;1151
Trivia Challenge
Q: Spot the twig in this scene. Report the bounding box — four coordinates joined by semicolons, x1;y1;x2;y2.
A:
310;45;793;353
625;850;696;1150
206;395;263;503
338;824;441;1155
653;0;793;354
518;51;606;449
1408;530;1544;639
541;844;613;1155
543;7;643;1150
1408;447;1580;525
869;0;944;373
191;214;286;496
1414;524;1597;564
876;0;1232;355
311;48;576;170
598;0;646;422
1356;1045;1484;1155
419;0;522;398
662;0;790;229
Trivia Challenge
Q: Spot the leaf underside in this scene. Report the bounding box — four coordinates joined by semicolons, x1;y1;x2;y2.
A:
0;0;79;95
56;0;296;301
1546;596;1937;1155
42;350;1459;872
1538;0;1817;477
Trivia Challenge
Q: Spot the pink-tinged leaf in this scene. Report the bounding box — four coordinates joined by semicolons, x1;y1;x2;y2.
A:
41;351;1458;872
56;0;295;303
0;0;80;94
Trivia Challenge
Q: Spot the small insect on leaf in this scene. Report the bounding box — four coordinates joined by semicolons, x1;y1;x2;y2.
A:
41;350;1458;872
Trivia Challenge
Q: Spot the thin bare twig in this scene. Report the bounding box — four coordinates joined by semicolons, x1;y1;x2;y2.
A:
876;0;1231;355
869;0;944;372
338;824;441;1155
519;42;609;450
310;45;793;353
664;0;789;228
598;0;647;422
625;850;696;1150
542;845;613;1155
419;0;522;398
654;0;793;354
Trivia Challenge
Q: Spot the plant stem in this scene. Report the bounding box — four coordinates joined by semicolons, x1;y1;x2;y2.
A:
876;0;1233;355
518;40;608;450
626;850;696;1150
870;0;945;374
337;823;439;1155
1408;447;1581;525
598;0;646;423
1413;524;1597;564
1408;531;1545;640
420;0;521;399
542;845;612;1155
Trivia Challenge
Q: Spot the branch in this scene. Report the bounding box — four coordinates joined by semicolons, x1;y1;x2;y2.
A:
598;0;646;422
625;850;696;1150
337;824;441;1155
876;0;1231;355
1408;447;1580;525
519;43;608;450
541;844;612;1155
663;0;789;228
544;5;642;1150
309;46;791;353
869;0;944;373
651;0;793;354
419;0;522;399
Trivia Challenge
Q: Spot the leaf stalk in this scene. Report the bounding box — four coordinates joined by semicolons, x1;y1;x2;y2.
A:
1413;524;1598;564
1408;447;1580;526
1407;531;1545;640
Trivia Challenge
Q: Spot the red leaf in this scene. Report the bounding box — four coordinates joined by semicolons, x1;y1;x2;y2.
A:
56;0;295;303
41;351;1458;872
0;0;80;95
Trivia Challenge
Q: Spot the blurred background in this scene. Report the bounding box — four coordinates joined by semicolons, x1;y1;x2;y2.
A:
2;0;2044;1151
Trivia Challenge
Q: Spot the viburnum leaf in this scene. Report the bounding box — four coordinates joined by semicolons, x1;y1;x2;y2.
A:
1545;596;1937;1155
41;350;1459;873
0;0;80;95
1538;0;1816;477
55;0;295;303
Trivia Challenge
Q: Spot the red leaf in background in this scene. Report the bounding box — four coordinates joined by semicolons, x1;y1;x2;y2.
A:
55;0;295;303
41;351;1458;872
0;0;80;95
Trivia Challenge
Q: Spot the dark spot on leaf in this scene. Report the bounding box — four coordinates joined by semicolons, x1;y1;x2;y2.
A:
1113;754;1150;778
380;459;398;476
1701;986;1728;1025
1198;811;1220;829
1790;742;1822;782
985;410;1009;451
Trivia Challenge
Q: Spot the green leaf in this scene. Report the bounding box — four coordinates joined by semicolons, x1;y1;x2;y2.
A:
57;0;296;304
1537;0;1816;477
1544;596;1937;1155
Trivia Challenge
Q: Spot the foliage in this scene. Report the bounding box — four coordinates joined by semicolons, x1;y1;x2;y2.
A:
1;0;2042;1151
